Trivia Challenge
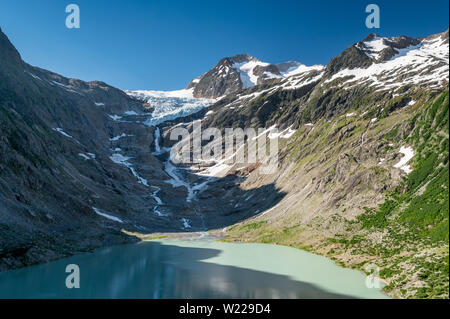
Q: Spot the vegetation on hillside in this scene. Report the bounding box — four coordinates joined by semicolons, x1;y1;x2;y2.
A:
224;89;449;299
355;90;449;298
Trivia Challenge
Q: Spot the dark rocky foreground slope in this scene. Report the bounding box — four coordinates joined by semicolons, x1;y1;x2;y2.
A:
0;27;283;270
0;26;157;268
0;26;213;269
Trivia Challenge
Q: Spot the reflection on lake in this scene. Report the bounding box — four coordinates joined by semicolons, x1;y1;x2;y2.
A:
0;240;387;299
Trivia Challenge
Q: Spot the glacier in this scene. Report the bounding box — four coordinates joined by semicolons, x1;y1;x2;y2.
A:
127;89;213;127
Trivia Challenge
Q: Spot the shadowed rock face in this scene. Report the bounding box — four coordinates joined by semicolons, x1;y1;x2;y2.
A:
1;27;190;269
0;28;152;270
187;54;256;98
0;27;21;64
188;57;243;98
0;29;287;271
325;45;373;76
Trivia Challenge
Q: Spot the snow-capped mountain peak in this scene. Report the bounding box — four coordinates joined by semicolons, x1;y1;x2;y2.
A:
187;53;324;98
327;29;449;90
355;33;422;62
231;57;274;88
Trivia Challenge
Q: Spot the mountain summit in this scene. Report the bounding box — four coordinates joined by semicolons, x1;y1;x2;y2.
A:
0;27;22;66
187;53;324;98
325;29;449;90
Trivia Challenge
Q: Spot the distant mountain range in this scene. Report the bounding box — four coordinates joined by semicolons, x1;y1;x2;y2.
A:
185;53;324;98
185;30;448;99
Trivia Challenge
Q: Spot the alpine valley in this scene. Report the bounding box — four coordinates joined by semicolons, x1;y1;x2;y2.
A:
0;26;448;298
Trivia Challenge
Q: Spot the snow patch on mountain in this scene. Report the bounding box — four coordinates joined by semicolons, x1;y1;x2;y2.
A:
53;128;73;139
281;70;325;90
79;153;96;160
110;133;133;142
108;115;123;121
269;127;297;139
232;58;324;89
25;71;42;81
327;34;449;90
181;218;191;229
394;146;415;174
110;153;149;186
78;153;90;160
93;207;124;223
358;36;389;60
233;60;271;88
280;63;325;78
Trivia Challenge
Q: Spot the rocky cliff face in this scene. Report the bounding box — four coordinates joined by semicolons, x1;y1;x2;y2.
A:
0;27;196;270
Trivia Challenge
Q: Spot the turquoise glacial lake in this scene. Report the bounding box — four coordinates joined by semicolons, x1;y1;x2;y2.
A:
0;240;387;299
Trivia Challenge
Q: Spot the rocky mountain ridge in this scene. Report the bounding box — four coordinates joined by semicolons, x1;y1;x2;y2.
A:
186;53;324;99
184;30;448;102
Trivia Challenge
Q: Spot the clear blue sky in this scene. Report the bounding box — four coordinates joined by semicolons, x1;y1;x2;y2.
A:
0;0;448;91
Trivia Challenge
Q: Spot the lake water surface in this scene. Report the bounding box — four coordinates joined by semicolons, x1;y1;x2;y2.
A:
0;239;387;299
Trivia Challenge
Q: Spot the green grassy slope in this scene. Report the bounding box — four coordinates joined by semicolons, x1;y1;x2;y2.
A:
224;89;449;299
